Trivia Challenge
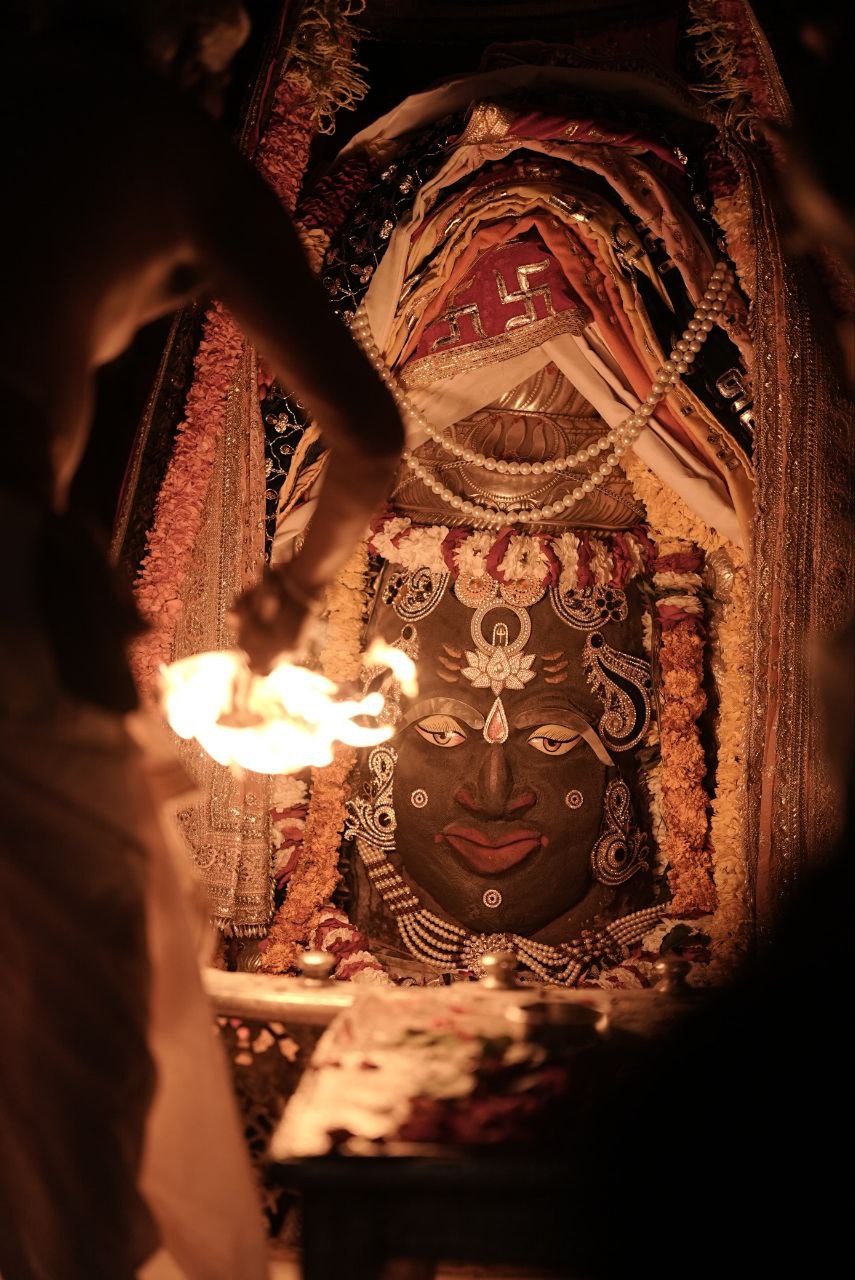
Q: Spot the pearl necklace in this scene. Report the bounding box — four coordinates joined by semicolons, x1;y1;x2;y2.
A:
351;262;733;526
355;834;663;986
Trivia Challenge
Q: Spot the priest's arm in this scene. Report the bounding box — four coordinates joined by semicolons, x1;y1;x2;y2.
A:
190;123;404;670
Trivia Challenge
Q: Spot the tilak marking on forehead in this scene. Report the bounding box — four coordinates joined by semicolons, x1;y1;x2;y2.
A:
483;696;510;744
436;643;464;684
542;651;569;685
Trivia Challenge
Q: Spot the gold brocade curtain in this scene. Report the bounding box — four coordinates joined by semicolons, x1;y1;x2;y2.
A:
171;348;273;936
738;154;853;933
694;0;855;932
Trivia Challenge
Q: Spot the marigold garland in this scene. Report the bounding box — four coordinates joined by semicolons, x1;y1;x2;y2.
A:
131;301;245;694
706;557;752;975
656;588;717;916
621;450;734;556
261;542;372;973
626;450;752;963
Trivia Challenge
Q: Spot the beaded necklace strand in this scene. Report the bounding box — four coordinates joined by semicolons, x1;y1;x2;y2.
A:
352;261;733;527
356;835;662;986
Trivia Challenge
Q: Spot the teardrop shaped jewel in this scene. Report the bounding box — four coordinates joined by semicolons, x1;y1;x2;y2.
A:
483;696;509;743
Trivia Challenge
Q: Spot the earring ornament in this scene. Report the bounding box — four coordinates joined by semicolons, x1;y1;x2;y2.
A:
583;632;653;751
590;778;647;885
347;744;398;849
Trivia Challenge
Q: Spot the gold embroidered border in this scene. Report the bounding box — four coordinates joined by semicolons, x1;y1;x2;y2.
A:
173;348;273;936
400;310;586;389
738;140;853;936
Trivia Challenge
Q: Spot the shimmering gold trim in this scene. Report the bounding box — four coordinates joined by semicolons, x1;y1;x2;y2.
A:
110;309;186;566
172;348;273;936
731;141;852;935
458;99;517;145
400;311;588;389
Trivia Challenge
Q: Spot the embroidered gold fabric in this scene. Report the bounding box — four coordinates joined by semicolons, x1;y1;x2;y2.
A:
171;349;273;936
735;140;854;935
400;310;587;388
391;176;661;369
457;100;517;145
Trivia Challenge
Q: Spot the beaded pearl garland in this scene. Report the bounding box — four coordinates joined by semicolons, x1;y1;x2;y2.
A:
355;832;662;986
352;262;733;526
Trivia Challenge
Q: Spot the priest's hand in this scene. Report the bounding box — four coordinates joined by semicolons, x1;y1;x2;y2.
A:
229;566;323;675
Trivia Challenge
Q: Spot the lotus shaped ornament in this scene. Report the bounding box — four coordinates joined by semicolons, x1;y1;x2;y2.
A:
462;645;536;696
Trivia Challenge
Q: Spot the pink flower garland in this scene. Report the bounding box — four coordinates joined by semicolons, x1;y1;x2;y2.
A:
254;78;316;214
132;75;315;696
298;152;374;237
132;301;244;691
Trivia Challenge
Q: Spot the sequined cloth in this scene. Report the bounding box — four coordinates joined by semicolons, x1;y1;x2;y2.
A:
170;348;274;936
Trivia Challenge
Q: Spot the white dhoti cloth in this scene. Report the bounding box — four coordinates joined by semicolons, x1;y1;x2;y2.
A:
0;493;268;1280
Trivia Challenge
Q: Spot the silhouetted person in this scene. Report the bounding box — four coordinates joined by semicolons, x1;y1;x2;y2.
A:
0;4;403;1278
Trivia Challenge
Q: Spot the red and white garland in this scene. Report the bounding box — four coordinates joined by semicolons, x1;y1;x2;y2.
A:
368;512;653;592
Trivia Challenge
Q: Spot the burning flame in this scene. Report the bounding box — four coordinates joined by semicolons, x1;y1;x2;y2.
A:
160;643;416;775
362;638;419;697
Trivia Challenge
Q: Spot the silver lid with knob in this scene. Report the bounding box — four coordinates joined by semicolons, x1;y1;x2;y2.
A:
653;954;693;995
298;948;336;982
477;949;518;989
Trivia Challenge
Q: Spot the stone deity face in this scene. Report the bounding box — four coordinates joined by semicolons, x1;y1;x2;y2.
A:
359;569;652;940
